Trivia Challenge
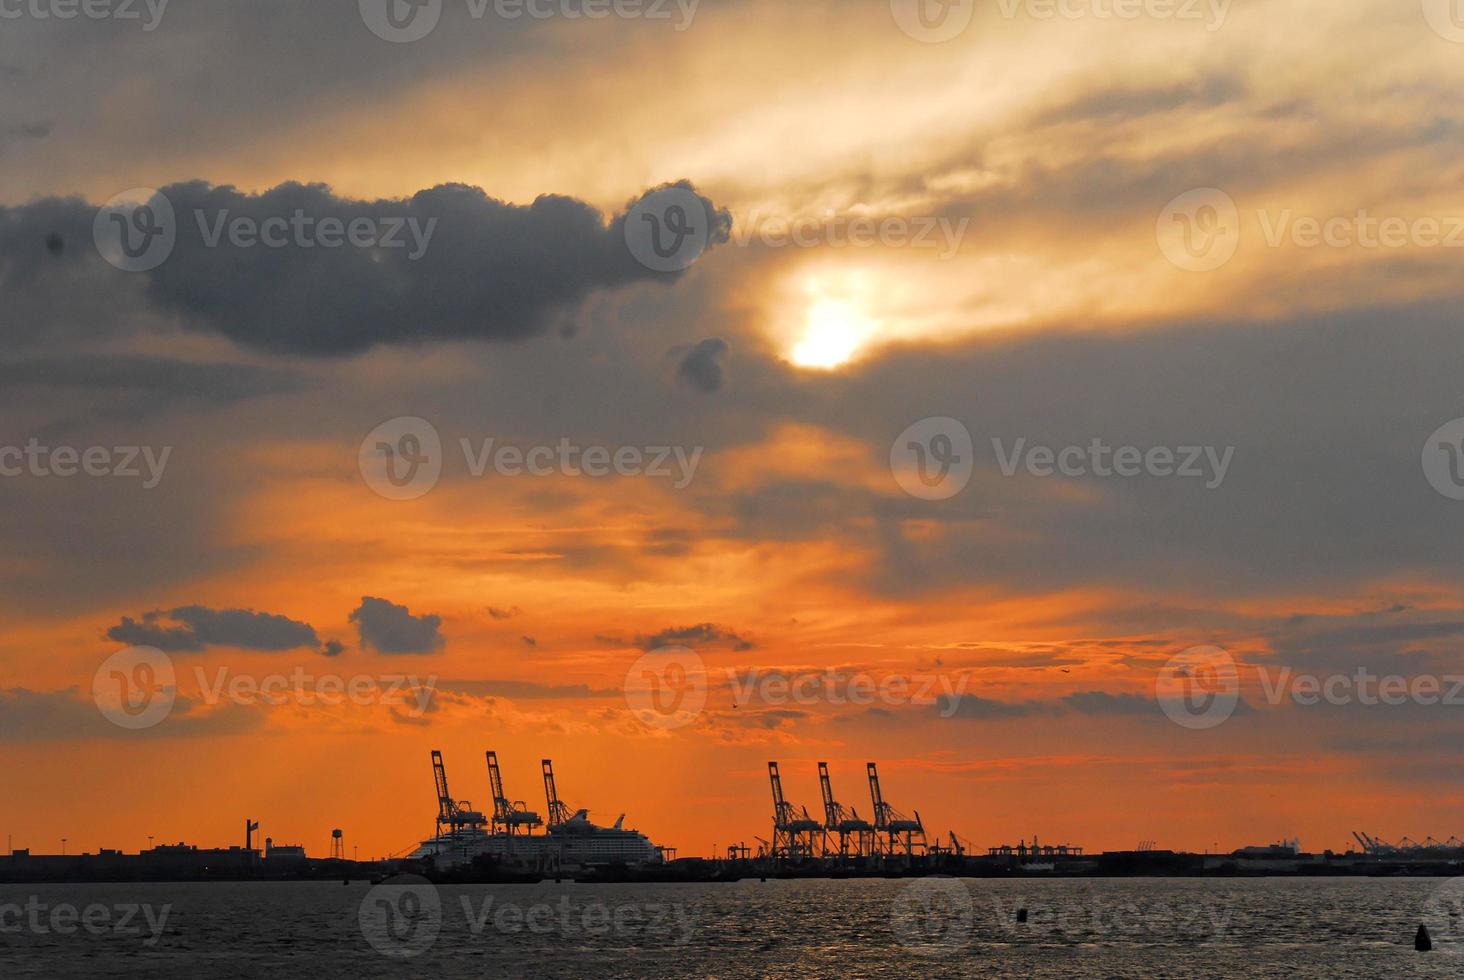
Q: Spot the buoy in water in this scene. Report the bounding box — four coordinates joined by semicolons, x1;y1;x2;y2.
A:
1017;908;1029;924
1416;924;1433;952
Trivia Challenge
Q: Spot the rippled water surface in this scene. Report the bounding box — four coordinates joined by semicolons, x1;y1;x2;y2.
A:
2;877;1462;977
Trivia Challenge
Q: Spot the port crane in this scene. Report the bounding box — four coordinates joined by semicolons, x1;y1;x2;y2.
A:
866;762;927;859
486;751;543;838
431;750;487;835
430;750;488;865
768;762;823;860
541;759;575;829
818;762;873;859
1352;831;1395;857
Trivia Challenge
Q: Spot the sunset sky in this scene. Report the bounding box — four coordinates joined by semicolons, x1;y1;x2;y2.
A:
3;0;1464;862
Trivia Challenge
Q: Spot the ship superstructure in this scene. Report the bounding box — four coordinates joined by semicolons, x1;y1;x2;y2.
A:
410;751;665;870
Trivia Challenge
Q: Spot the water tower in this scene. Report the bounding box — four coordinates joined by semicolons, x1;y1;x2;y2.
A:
330;828;344;860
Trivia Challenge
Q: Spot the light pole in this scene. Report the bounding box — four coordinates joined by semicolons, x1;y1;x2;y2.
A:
61;838;67;856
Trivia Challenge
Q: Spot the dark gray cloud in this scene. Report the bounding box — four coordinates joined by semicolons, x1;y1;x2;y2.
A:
674;338;729;392
438;679;613;700
936;694;1041;720
1060;691;1160;717
630;623;755;651
0;180;728;358
350;596;445;655
680;300;1464;603
937;690;1243;721
1264;607;1464;675
6;121;50;139
105;605;321;653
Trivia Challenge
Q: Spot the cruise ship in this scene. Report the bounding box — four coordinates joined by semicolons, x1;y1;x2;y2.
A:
409;752;666;870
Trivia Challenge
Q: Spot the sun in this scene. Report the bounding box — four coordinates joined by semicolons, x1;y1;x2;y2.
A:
790;298;876;370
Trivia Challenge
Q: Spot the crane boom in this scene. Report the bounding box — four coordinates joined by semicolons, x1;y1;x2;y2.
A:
486;751;508;821
542;758;573;827
867;762;887;829
432;749;455;823
818;762;837;826
769;762;788;816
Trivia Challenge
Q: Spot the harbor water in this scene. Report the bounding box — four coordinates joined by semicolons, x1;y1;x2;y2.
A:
2;877;1461;977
